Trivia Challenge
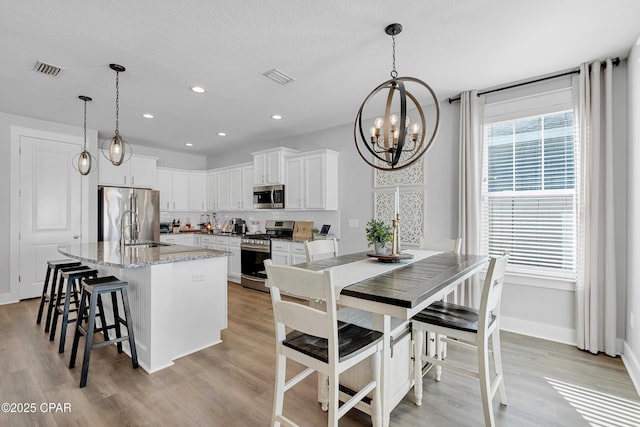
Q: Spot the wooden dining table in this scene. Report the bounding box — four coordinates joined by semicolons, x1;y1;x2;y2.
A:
294;249;488;427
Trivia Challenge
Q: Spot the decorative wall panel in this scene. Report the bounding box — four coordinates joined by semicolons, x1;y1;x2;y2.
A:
374;190;424;246
374;157;424;187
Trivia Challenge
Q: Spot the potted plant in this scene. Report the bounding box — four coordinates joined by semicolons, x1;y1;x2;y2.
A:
366;219;392;255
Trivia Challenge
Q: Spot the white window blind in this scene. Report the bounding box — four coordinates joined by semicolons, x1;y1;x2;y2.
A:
481;110;576;277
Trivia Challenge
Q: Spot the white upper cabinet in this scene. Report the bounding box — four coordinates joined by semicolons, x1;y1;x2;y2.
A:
241;165;255;210
207;163;253;211
99;152;157;188
188;172;206;211
206;171;218;210
171;171;189;211
229;167;243;210
156;169;173;211
155;168;195;211
216;168;230;210
285;149;339;210
252;147;297;185
285;156;304;209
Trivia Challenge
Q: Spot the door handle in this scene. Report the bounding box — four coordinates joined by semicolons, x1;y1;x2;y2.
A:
73;235;80;239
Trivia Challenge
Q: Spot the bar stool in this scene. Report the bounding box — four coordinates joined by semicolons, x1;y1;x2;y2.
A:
69;276;138;388
49;267;99;353
36;260;81;328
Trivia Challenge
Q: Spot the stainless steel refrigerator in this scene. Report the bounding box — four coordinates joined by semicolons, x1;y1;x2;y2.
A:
98;186;160;242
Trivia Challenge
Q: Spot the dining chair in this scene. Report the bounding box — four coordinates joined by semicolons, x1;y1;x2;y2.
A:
304;238;338;262
419;237;462;360
411;253;509;427
264;259;383;427
420;236;462;254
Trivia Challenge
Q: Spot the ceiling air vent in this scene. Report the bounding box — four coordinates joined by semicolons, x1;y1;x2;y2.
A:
33;60;64;76
262;68;295;85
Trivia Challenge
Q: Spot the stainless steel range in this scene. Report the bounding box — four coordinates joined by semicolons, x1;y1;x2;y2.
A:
240;220;294;292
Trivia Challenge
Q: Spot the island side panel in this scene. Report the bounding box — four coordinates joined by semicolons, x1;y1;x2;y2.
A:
149;257;228;370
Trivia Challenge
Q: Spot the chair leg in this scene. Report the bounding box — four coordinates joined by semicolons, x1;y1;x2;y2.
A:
435;334;443;382
36;267;52;324
371;350;382;427
478;335;495;427
413;327;424;406
120;288;138;368
44;272;63;334
111;291;123;353
58;277;76;353
272;353;286;427
328;371;339;427
79;291;98;388
69;288;87;369
492;332;507;406
319;373;329;411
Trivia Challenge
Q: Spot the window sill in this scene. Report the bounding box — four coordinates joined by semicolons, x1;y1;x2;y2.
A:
478;269;575;291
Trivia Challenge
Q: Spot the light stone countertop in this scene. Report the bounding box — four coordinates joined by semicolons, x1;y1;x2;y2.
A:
58;241;231;269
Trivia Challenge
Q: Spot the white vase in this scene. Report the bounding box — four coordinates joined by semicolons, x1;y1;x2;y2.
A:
374;241;387;255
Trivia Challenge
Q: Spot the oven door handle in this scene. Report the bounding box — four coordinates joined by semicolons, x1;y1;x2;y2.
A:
241;245;270;253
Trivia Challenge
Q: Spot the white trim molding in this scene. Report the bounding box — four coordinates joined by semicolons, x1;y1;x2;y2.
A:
622;341;640;396
501;315;576;346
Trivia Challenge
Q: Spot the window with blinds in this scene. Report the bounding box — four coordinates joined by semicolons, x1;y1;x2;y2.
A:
481;110;576;277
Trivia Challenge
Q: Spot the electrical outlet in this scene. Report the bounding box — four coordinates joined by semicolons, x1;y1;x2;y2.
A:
192;273;204;282
349;219;359;228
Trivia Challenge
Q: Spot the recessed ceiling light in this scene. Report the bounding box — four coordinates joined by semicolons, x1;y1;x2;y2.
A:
142;113;154;119
217;132;227;136
185;143;193;147
190;86;206;93
271;114;282;120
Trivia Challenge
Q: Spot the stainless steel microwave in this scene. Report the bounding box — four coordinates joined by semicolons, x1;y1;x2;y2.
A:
253;184;284;209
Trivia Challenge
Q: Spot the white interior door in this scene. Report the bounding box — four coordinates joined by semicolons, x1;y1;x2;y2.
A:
19;136;82;299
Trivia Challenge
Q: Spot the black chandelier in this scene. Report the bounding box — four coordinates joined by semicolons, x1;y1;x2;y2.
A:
354;23;440;171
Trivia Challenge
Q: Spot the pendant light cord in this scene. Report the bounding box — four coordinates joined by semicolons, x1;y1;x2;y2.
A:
83;99;87;149
390;34;398;79
115;71;120;137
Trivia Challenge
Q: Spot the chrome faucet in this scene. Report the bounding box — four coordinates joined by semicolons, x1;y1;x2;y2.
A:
120;209;140;247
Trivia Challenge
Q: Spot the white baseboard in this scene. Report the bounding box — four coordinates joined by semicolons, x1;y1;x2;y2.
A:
0;293;19;306
622;341;640;396
501;315;576;346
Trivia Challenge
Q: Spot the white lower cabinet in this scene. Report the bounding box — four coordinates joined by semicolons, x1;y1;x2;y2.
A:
160;234;195;246
271;240;306;265
213;235;241;283
161;234;239;283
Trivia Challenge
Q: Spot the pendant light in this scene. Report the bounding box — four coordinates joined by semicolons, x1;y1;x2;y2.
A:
101;63;132;166
72;95;96;175
354;23;440;170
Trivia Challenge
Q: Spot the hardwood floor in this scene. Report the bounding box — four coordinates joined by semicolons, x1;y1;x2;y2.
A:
1;282;638;426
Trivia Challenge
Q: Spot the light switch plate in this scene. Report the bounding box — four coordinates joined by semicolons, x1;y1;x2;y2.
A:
348;219;359;228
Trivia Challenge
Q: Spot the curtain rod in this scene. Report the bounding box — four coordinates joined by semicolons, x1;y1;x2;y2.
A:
447;57;620;104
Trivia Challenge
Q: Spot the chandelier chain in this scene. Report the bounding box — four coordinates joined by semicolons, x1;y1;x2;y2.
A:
391;34;398;79
115;70;120;136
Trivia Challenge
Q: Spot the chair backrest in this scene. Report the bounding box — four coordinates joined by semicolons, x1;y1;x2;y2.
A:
421;237;462;254
304;238;338;262
264;259;339;362
478;253;509;333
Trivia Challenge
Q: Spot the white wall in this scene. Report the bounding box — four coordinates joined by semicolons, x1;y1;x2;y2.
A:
130;143;207;170
624;38;640;393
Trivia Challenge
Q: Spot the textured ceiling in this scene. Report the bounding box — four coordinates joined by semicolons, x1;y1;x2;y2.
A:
1;0;639;156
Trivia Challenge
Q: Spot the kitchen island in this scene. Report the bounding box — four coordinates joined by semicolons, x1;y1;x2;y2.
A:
58;241;231;373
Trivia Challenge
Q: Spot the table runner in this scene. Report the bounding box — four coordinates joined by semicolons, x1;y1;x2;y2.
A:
327;249;442;296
